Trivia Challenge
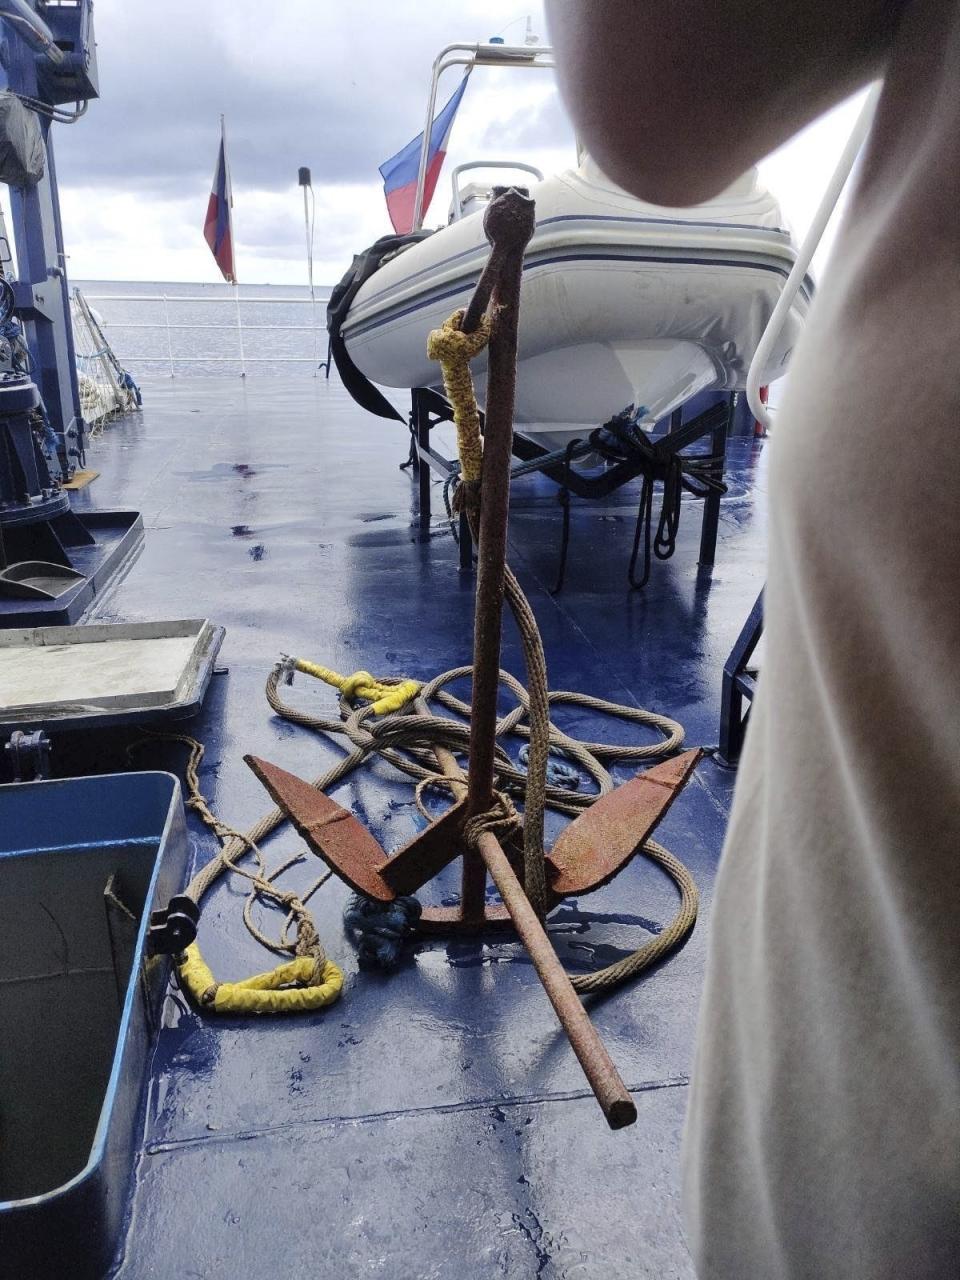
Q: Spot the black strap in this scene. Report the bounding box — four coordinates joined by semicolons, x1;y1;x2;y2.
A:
550;437;584;594
326;231;434;422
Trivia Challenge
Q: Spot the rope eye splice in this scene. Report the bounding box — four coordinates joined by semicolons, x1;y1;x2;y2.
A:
177;942;344;1016
280;654;423;718
129;729;345;1020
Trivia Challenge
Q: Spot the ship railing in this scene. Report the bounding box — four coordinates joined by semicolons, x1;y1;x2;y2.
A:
80;293;332;379
745;82;881;430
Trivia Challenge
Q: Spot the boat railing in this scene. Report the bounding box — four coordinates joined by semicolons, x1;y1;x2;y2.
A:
78;292;332;379
413;40;556;229
449;161;544;219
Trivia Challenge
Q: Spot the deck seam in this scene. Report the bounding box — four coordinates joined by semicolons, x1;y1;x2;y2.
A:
144;1074;690;1155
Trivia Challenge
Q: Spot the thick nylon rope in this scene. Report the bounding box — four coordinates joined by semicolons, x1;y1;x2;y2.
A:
261;662;700;993
425;309;490;484
422;303;698;982
128;732;333;975
145;290;701;996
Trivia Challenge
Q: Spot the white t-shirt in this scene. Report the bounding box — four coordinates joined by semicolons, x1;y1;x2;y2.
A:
682;1;960;1275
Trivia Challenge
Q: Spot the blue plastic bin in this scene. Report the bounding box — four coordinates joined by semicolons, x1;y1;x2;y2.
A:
0;772;190;1278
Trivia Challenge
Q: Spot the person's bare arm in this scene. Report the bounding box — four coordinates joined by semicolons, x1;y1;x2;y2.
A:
545;0;904;205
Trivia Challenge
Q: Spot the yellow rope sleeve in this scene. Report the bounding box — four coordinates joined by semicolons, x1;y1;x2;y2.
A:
426;309;490;484
292;660;421;716
177;942;343;1015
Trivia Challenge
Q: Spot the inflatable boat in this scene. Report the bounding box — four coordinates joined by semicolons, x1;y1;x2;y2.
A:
333;156;811;449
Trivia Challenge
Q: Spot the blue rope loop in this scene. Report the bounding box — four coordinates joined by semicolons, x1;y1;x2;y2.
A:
343;894;422;969
517;743;580;791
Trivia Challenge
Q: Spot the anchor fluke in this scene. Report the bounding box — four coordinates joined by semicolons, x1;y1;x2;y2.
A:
545;748;702;896
244;755;395;901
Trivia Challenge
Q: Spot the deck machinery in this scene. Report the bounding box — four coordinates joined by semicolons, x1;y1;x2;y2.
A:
0;0;142;627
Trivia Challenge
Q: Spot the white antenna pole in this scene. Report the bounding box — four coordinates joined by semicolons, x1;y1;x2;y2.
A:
298;166;319;375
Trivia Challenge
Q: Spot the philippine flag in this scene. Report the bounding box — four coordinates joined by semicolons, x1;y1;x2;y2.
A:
204;120;236;283
379;74;470;234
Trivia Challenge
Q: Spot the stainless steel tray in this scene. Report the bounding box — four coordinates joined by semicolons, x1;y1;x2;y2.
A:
0;618;225;732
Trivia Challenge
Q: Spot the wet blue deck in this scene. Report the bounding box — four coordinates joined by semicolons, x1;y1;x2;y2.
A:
72;376;766;1278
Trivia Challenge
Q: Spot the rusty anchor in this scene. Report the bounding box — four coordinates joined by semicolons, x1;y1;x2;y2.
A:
245;189;701;1129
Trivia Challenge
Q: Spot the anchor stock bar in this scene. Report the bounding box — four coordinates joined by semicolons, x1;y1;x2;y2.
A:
423;189;637;1126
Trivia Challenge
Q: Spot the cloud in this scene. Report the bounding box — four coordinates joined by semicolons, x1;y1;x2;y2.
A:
44;0;567;282
56;2;431;193
5;2;867;286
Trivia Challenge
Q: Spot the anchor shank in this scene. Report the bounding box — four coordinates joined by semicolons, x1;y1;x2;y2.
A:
476;829;637;1130
431;742;467;800
462;189;536;923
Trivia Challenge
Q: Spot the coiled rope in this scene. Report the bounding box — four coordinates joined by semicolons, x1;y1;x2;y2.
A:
135;300;700;1004
128;731;343;1015
423;304;700;987
264;658;698;992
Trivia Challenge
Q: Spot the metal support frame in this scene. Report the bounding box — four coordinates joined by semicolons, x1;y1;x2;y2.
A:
695;393;734;568
0;2;147;627
449;160;544;220
718;590;764;766
411;386;472;570
3;5;98;471
411;388;733;580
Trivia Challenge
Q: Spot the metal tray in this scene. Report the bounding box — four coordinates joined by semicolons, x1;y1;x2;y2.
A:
0;617;225;733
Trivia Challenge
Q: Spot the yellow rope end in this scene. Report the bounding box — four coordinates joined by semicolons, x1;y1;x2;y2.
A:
368;678;422;716
292;659;421;716
426;309;490;486
177;942;344;1016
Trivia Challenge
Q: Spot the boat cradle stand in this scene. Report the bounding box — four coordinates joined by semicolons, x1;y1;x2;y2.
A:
408;384;737;583
717;588;764;767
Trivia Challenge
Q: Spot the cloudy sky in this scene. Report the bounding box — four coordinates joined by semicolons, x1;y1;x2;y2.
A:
14;1;867;286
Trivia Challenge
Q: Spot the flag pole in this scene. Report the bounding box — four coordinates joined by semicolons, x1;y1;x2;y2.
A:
221;113;245;378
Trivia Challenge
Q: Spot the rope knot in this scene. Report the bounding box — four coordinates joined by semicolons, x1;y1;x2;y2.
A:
426;309;490;364
427;309;489;485
340;669;376;701
462;791;522;852
343;894;423;969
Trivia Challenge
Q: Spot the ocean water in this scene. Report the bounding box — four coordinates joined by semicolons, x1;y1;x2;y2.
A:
73;280;333;380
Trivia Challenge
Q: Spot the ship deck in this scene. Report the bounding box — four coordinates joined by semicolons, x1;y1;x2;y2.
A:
73;375;767;1278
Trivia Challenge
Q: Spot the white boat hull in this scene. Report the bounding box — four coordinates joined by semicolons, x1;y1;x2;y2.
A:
342;160;810;441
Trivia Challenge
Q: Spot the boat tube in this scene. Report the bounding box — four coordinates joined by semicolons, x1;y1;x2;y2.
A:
332;157;810;448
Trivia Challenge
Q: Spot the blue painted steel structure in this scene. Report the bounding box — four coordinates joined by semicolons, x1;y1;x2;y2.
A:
0;2;145;628
25;375;769;1277
0;0;98;466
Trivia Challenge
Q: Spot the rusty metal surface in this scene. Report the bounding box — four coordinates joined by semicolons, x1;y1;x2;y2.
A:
546;749;703;896
376;798;467;895
476;830;637;1131
460;189;537;923
417;902;515;934
244;754;395;901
